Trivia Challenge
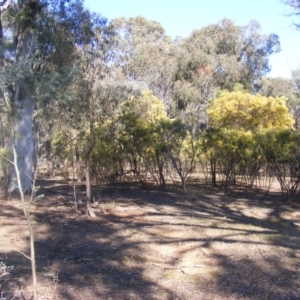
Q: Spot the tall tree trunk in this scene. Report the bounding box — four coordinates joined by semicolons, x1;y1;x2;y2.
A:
8;97;34;193
6;0;39;192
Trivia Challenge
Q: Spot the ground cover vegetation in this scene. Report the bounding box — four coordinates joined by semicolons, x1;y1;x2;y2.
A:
0;0;300;299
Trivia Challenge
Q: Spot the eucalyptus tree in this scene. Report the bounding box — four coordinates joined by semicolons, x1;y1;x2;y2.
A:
258;77;294;98
171;18;280;129
171;44;215;129
61;13;143;216
0;0;80;192
52;8;115;217
181;19;280;91
0;0;41;192
71;80;137;217
239;20;280;91
112;16;178;107
181;19;242;90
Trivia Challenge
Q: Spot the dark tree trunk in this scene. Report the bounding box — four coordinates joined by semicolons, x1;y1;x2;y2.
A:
211;158;217;187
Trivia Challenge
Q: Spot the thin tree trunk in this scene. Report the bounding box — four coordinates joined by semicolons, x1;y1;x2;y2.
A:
211;158;217;187
0;113;9;193
13;147;37;300
75;144;81;181
32;119;40;179
84;107;97;217
70;142;78;210
181;175;186;192
85;158;97;218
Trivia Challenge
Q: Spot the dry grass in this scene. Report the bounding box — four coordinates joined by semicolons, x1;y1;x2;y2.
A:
0;179;299;299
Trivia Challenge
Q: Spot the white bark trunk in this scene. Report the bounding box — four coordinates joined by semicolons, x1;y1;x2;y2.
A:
8;97;34;193
5;0;37;193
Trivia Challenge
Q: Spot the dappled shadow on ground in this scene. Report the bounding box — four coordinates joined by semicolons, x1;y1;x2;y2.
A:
0;181;300;299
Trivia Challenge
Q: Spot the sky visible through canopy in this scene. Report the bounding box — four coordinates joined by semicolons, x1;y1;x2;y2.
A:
84;0;300;79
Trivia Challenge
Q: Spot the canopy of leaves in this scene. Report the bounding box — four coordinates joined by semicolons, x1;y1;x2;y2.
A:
112;16;177;104
179;19;280;92
208;90;294;130
120;89;167;122
258;77;295;98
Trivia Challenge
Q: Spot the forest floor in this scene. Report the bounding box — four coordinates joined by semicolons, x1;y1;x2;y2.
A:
0;178;300;300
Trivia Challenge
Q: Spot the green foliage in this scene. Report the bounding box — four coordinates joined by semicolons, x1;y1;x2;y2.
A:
89;121;124;179
51;131;72;160
85;90;199;189
166;119;201;189
72;90;169;186
112;16;177;103
258;129;300;196
258;77;294;98
12;1;42;31
172;81;202;110
120;90;167;122
289;68;300;129
3;1;297;197
0;147;9;171
202;127;258;187
204;89;295;189
180;19;280;93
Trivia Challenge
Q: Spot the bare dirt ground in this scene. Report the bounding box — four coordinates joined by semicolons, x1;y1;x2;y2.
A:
0;179;300;300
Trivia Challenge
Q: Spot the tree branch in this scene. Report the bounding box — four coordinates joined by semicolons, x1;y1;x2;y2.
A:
0;0;12;13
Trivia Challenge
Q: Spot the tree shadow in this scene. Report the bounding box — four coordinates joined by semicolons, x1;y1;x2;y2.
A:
0;182;299;299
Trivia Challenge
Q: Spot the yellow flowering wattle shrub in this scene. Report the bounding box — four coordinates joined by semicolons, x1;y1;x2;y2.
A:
208;91;294;130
